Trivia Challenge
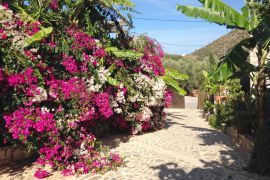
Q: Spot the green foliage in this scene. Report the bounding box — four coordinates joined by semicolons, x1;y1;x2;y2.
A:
9;0;135;47
105;47;143;59
25;27;53;46
160;68;188;96
203;100;214;114
101;0;135;8
176;0;259;31
208;114;220;129
165;68;189;81
163;54;214;93
13;0;62;25
107;77;120;86
204;79;258;134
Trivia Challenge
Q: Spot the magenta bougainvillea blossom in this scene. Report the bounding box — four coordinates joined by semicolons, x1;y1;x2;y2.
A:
0;5;171;179
34;169;50;179
49;0;59;11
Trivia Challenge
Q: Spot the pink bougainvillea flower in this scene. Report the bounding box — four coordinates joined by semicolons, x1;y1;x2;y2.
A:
49;0;59;11
110;153;123;165
61;169;75;176
164;90;173;108
16;20;24;27
93;48;106;58
3;2;9;9
0;69;3;81
94;93;113;118
62;55;79;74
1;33;8;40
34;168;50;179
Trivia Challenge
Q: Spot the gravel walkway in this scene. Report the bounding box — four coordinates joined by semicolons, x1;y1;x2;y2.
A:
1;109;269;180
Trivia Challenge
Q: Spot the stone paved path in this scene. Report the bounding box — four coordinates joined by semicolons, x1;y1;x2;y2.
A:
1;109;269;180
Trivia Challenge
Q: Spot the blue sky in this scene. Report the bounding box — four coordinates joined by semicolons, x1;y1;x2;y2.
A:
130;0;245;55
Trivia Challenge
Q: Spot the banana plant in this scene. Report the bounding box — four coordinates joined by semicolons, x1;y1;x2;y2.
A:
176;0;259;31
160;69;189;96
176;0;270;126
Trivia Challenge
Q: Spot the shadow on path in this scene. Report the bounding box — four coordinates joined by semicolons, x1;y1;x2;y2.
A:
150;160;252;180
181;125;233;147
0;157;36;177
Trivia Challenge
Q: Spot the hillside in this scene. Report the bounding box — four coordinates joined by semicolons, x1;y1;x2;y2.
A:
186;29;250;61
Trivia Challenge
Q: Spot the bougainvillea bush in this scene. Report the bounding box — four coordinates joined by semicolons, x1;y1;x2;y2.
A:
0;5;172;178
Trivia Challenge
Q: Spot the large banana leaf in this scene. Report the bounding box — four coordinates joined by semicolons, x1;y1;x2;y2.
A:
176;5;229;25
165;68;189;81
101;0;134;8
107;77;120;86
160;69;188;96
199;0;247;28
161;76;187;96
105;47;143;59
25;27;53;46
252;18;270;48
176;0;259;31
214;37;256;81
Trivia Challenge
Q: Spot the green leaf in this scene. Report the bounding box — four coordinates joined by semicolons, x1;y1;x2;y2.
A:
161;76;187;96
165;68;189;80
199;0;246;27
209;85;219;94
25;27;53;46
176;0;259;31
215;37;256;80
13;5;36;23
108;63;117;73
107;77;120;86
202;70;208;78
33;68;45;85
105;47;143;59
100;0;135;8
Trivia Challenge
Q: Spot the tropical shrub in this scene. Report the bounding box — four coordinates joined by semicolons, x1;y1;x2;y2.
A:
208;114;219;129
203;78;257;136
0;5;174;178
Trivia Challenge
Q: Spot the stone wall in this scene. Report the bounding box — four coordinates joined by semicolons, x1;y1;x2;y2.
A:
221;126;254;153
170;91;185;109
197;91;207;109
0;147;35;166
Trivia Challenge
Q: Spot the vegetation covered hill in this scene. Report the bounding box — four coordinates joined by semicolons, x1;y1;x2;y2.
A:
162;29;250;92
185;29;250;61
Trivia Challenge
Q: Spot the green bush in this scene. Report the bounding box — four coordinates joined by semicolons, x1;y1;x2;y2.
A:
208;114;220;129
206;79;258;135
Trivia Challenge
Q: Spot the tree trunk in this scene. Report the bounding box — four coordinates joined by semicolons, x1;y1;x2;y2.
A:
257;47;266;127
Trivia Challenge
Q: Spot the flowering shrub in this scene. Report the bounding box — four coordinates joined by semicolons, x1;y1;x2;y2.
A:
0;5;171;178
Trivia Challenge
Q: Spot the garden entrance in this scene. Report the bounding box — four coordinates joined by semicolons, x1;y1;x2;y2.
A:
185;96;198;109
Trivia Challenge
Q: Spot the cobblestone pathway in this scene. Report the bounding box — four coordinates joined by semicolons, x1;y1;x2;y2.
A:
1;109;269;180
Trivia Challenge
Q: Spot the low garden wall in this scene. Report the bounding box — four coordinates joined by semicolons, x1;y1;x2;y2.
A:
198;91;207;109
221;126;254;153
170;91;185;109
0;147;35;166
